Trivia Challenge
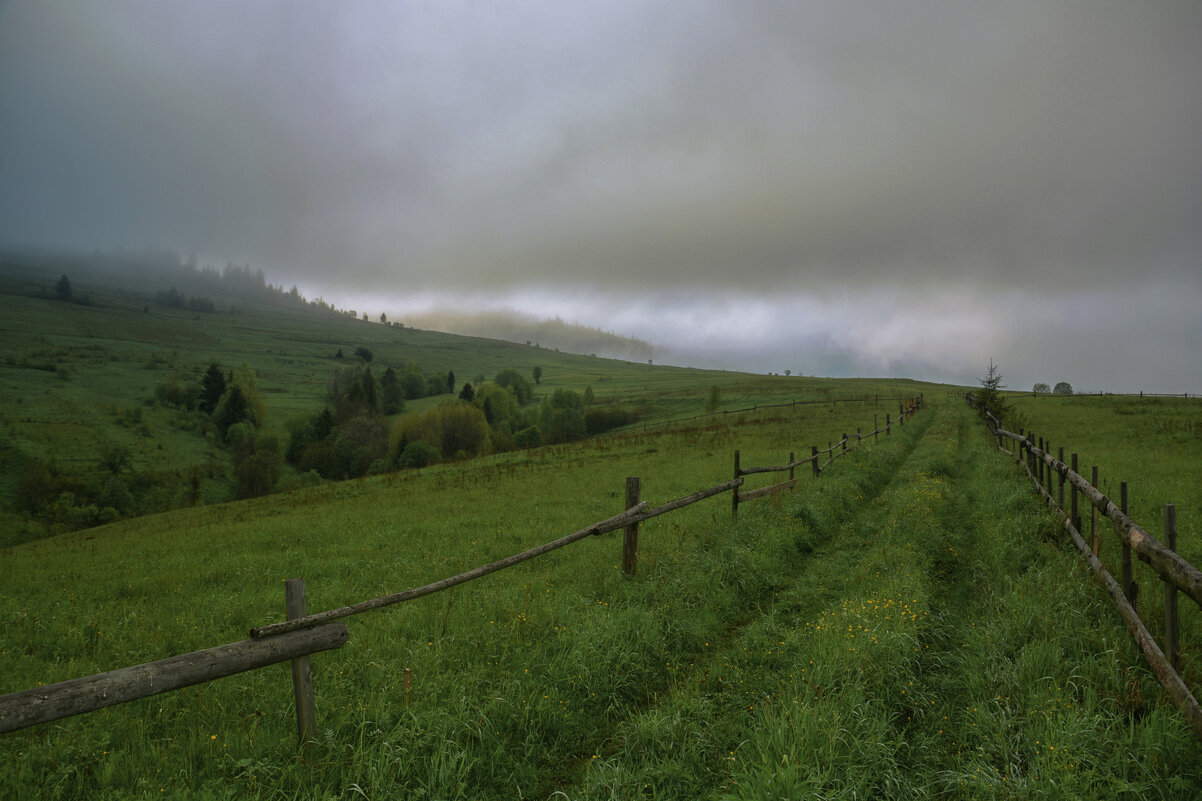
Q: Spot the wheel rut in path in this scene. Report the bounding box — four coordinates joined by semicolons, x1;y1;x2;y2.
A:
553;405;950;796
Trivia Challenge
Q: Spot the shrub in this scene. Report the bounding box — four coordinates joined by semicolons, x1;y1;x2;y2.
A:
514;426;543;449
233;432;282;499
546;408;586;444
583;406;638;435
398;441;440;469
551;388;582;410
495;369;533;405
392;401;492;461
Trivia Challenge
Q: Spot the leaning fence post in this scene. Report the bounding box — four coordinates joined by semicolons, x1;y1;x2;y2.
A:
1044;440;1051;495
1058;447;1065;509
1037;436;1044;486
1165;504;1180;672
1120;482;1134;606
731;452;740;518
1091;466;1100;557
811;446;819;477
622;477;641;576
285;578;318;745
1070;454;1080;533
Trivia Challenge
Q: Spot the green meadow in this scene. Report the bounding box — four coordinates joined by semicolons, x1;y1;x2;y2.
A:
1004;393;1202;558
3;397;1201;799
0;265;921;545
2;268;1200;798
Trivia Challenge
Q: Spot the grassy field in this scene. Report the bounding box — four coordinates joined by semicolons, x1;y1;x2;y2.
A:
3;397;1199;799
1001;391;1202;717
1003;393;1201;555
0;266;930;545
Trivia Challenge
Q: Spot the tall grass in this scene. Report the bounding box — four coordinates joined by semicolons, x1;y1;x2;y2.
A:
2;400;1199;798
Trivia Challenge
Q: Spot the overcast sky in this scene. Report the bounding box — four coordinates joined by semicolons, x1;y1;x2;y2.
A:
2;1;1200;391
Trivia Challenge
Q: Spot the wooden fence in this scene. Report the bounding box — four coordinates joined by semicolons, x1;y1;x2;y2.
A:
731;397;922;517
0;397;924;740
1020;390;1199;400
970;398;1202;740
615;394;918;435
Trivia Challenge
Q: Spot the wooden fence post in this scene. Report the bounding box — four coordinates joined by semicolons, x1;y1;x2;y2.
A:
886;414;891;435
811;446;819;477
1121;482;1134;606
899;402;904;426
1165;504;1180;672
732;452;740;518
789;452;795;482
623;477;641;576
285;578;318;745
1091;466;1100;557
874;415;879;443
1045;441;1052;495
1058;447;1065;509
841;434;847;453
1070;454;1080;533
1037;436;1044;486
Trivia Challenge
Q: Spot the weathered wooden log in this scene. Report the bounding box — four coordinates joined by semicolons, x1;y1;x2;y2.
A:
738;478;797;503
251;502;649;638
637;478;743;524
1165;505;1180;672
999;427;1202;609
738;455;817;476
254;477;750;638
1014;449;1202;741
285;579;318;743
1064;506;1202;741
1120;482;1134;606
732;451;741;518
0;623;348;734
622;477;641;576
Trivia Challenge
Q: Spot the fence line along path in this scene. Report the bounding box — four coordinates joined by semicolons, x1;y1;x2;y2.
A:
970;397;1202;741
1;398;925;740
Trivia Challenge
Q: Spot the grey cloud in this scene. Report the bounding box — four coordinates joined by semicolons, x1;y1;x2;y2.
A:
1;1;1199;389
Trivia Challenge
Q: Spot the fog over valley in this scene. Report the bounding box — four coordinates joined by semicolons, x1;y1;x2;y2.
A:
2;1;1200;391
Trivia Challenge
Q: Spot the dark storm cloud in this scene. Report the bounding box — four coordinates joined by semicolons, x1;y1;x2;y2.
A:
1;1;1199;388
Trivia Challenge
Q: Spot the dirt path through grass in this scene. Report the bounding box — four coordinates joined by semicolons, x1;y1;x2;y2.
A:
561;401;1202;799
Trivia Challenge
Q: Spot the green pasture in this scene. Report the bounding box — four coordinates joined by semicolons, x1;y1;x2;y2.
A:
1002;391;1202;709
1003;393;1201;554
0;269;932;544
2;399;1199;799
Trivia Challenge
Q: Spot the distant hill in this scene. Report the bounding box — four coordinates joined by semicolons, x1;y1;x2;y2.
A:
401;309;657;363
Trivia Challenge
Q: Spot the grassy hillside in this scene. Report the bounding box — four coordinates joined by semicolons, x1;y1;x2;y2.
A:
0;263;932;545
2;398;1199;798
1004;393;1201;558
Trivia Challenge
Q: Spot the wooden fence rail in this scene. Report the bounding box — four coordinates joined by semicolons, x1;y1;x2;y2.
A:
617;393;917;434
731;398;922;515
2;396;927;739
0;623;348;735
970;398;1202;741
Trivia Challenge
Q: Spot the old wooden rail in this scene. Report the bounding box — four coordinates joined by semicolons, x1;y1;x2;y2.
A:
2;398;926;739
972;400;1202;740
617;393;919;434
731;397;923;516
0;622;348;735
